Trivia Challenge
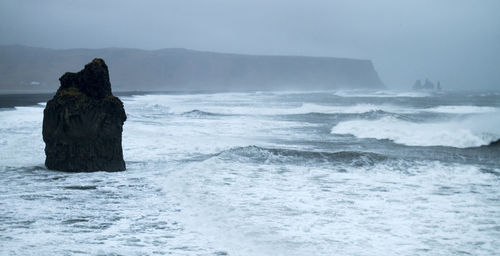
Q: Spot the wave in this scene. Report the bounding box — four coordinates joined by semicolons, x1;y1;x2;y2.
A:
0;106;44;129
124;93;498;118
181;109;221;117
422;105;498;114
331;114;500;148
294;103;417;115
334;90;431;98
294;104;497;116
156;103;496;116
214;145;387;166
142;103;417;116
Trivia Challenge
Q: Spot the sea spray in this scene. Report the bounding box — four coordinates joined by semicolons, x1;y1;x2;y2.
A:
331;112;500;148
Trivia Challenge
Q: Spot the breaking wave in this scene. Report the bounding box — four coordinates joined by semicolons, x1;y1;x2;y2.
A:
181;109;221;117
334;90;432;98
331;114;500;148
152;103;416;116
422;105;498;114
291;103;416;115
214;145;387;166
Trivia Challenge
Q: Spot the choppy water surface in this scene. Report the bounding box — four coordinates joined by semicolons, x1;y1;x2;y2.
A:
1;90;499;255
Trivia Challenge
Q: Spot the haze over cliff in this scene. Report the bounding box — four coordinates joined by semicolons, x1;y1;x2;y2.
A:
0;45;383;92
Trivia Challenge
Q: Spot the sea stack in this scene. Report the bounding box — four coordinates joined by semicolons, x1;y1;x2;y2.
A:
42;58;126;172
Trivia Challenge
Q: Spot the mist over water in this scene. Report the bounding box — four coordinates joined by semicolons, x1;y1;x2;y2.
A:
1;90;499;255
2;0;500;90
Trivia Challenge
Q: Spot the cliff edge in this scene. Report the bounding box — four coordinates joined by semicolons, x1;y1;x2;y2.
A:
42;58;126;172
0;45;384;91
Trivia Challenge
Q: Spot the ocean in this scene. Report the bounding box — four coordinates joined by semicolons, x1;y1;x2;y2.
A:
0;90;499;255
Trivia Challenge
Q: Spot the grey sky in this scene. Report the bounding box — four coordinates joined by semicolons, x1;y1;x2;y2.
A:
1;0;499;89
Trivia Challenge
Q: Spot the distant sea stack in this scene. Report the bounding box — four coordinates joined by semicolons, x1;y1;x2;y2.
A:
42;58;126;172
412;78;441;91
0;45;384;91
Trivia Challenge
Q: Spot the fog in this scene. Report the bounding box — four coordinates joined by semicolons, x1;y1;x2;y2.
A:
1;0;499;90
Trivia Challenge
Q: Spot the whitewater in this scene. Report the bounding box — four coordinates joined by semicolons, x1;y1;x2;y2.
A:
0;90;499;255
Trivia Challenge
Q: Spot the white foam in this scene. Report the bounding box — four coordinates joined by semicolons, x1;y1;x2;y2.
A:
0;106;45;166
331;114;500;148
158;158;500;256
294;103;416;114
422;105;498;114
201;103;414;115
334;90;432;98
1;92;500;255
124;95;416;115
124;94;500;119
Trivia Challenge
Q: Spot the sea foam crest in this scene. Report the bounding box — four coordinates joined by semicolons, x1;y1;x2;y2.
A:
127;99;415;116
422;105;498;114
294;103;416;115
215;145;387;166
331;113;500;148
334;90;431;98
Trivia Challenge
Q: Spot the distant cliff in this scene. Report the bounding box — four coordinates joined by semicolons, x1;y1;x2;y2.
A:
0;45;384;92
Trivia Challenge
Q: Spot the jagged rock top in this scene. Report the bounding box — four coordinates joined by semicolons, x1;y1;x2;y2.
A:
58;58;112;98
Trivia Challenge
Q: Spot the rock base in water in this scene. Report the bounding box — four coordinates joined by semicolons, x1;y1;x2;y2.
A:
42;58;126;172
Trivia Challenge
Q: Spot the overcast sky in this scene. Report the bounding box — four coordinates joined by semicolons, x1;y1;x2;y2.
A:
1;0;499;89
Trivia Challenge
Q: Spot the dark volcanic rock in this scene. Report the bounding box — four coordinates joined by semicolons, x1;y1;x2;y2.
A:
43;58;126;172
